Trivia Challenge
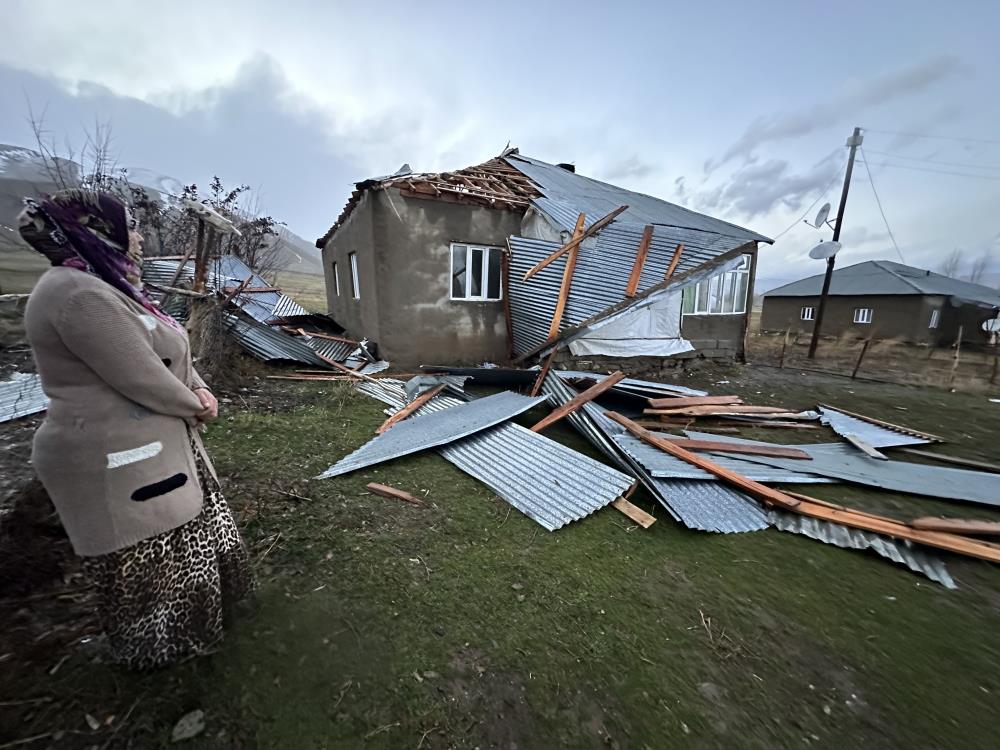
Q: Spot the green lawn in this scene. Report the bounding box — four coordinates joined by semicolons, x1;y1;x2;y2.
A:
275;270;328;314
3;365;1000;748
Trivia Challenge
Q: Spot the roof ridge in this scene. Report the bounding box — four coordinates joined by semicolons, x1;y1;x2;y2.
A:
870;259;925;294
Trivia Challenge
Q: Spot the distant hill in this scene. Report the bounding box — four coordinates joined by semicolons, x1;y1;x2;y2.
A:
272;227;324;276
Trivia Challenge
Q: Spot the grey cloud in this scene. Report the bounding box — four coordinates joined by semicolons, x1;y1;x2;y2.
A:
0;55;362;240
705;56;964;174
696;152;841;219
598;155;656;182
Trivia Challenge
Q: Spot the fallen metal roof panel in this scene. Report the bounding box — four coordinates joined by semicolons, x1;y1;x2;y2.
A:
273;294;310;319
223;312;328;366
0;372;49;422
316;391;549;479
539;372;768;532
611;433;833;483
818;406;932;448
354;379;634;530
769;510;955;588
302;336;356;362
557;370;707;398
685;431;1000;508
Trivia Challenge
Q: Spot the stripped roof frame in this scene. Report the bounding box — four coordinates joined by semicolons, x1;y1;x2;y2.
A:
315;157;540;247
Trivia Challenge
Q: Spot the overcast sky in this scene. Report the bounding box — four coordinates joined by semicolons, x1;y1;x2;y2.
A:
2;0;998;289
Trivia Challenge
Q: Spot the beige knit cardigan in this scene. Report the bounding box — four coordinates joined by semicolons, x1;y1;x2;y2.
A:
25;266;218;556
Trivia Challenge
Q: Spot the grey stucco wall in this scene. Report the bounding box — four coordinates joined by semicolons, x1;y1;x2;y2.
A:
322;191;380;342
760;294;936;342
370;190;524;366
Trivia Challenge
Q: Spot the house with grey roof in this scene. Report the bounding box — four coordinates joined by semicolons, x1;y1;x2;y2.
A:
314;148;771;367
760;260;1000;345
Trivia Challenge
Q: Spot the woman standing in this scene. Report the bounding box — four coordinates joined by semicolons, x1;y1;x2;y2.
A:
21;189;254;670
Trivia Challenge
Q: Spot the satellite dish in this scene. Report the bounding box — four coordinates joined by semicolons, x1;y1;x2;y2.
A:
814;203;831;228
183;199;242;237
809;240;842;260
983;318;1000;333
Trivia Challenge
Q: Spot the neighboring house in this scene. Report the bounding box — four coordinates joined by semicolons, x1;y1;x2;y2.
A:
315;149;771;367
760;260;1000;345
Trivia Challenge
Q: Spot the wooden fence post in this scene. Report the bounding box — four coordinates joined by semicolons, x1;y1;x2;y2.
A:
990;347;998;385
852;336;872;379
779;328;790;369
949;325;964;388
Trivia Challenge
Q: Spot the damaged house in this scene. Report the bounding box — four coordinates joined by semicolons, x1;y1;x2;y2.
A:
315;149;771;367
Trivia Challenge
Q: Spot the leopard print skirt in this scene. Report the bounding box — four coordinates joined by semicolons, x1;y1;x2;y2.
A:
82;439;255;670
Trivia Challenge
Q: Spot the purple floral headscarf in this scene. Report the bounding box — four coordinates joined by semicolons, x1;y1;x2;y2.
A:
17;189;182;330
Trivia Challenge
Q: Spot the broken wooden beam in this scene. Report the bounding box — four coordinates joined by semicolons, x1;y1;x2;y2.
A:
611;497;656;528
530;371;626;433
894;448;1000;474
366;483;427;508
663;243;684;281
667;438;812;460
522;205;628;281
843;434;888;460
647;395;743;409
376;385;446;434
909;517;1000;536
624;225;654;297
547;213;587;340
644;405;795;417
529;349;558;397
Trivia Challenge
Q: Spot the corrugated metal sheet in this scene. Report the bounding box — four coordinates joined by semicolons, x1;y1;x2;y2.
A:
557;370;707;398
358;360;391;376
302;336;356;362
539;372;768;533
508;231;749;356
353;378;635;530
818;406;931;448
273;294;309;319
507;155;770;243
685;431;1000;507
769;510;955;588
0;372;49;422
223;313;328;366
316;392;549;479
611;433;833;483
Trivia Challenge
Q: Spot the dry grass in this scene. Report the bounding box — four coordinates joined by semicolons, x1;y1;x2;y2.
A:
275;270;327;314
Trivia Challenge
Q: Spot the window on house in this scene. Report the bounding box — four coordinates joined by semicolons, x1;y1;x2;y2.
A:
681;254;751;316
853;307;873;324
349;252;360;299
450;243;503;301
929;308;940;328
800;306;815;321
332;261;340;296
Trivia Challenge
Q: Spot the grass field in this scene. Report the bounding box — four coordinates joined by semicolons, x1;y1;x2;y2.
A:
276;270;327;314
3;363;1000;748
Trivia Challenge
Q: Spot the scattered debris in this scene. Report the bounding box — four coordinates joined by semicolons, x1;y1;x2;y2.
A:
908;517;1000;536
170;710;206;742
817;404;941;445
366;483;427;508
0;372;48;423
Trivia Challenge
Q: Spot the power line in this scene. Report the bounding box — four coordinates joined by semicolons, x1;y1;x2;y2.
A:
856;159;1000;182
770;164;844;241
863;148;1000;172
858;146;905;264
864;128;1000;146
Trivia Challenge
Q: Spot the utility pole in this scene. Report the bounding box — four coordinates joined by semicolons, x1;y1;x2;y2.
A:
808;126;863;359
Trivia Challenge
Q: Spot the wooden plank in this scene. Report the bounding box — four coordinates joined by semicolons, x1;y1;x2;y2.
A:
909;517;1000;536
529;349;558;397
522;205;629;281
663;243;684;281
376;384;446;434
895;448;1000;474
624;225;654;297
366;483;427;508
611;497;656;528
222;275;254;306
644;405;795;416
547;213;587;340
530;371;626;432
314;352;382;384
647;395;743;409
285;328;359;345
604;411;801;510
668;438;812;460
816;403;943;442
605;412;1000;565
843;434;887;460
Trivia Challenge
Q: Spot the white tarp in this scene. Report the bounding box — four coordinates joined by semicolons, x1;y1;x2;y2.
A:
568;289;694;357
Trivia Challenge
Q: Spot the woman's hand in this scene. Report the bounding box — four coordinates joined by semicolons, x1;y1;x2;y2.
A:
193;387;218;423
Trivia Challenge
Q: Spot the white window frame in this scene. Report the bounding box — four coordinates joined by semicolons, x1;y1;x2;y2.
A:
929;308;940;329
681;254;751;316
349;252;360;299
800;306;815;321
449;243;503;301
332;261;340;296
853;307;873;324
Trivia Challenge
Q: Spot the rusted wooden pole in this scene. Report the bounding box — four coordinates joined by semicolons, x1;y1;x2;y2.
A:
949;325;964;388
851;336;872;379
991;347;998;385
779;328;790;369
